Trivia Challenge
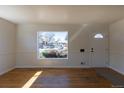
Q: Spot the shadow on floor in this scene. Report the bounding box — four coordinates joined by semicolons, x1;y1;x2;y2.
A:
95;68;124;88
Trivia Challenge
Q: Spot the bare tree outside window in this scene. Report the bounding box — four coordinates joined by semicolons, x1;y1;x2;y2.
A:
37;32;68;59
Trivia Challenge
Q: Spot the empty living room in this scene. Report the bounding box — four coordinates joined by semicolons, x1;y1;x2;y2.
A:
0;4;124;90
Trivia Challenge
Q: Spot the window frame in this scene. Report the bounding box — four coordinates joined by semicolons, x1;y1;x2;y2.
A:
37;31;69;60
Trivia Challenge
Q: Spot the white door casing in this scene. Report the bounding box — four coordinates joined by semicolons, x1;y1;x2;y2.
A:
89;33;108;67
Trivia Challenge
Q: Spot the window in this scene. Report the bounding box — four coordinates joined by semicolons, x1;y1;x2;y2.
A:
37;31;68;59
94;33;103;39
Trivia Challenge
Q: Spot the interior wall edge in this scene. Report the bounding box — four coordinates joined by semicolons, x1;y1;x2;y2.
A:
109;65;124;75
0;67;15;75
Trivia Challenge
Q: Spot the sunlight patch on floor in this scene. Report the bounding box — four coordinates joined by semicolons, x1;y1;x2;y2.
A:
22;71;43;88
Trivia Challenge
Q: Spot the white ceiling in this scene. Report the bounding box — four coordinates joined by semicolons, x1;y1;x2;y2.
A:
0;5;124;24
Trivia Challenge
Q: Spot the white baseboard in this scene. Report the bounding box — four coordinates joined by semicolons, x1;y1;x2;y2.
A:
15;65;107;68
109;66;124;75
0;67;15;75
15;65;91;68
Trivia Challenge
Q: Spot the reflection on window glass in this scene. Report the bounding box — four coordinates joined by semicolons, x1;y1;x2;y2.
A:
94;33;103;39
37;31;68;59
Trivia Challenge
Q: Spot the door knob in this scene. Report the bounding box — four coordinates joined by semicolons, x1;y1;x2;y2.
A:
91;48;94;52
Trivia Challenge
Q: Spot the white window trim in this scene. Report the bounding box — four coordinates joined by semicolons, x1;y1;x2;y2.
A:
37;31;69;60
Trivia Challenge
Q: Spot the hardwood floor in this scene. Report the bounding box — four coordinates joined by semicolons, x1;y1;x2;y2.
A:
0;68;112;88
95;68;124;87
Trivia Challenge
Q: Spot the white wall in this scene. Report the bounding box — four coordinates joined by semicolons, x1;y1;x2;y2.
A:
0;18;16;75
109;19;124;75
16;24;109;68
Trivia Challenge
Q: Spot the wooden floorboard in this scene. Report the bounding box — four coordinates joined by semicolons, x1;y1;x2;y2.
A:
0;68;112;88
95;68;124;87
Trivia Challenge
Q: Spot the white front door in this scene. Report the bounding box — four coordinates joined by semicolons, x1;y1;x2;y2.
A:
89;33;108;67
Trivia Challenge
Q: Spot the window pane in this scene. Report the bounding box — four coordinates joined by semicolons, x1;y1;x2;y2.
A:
37;32;68;59
94;33;103;39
